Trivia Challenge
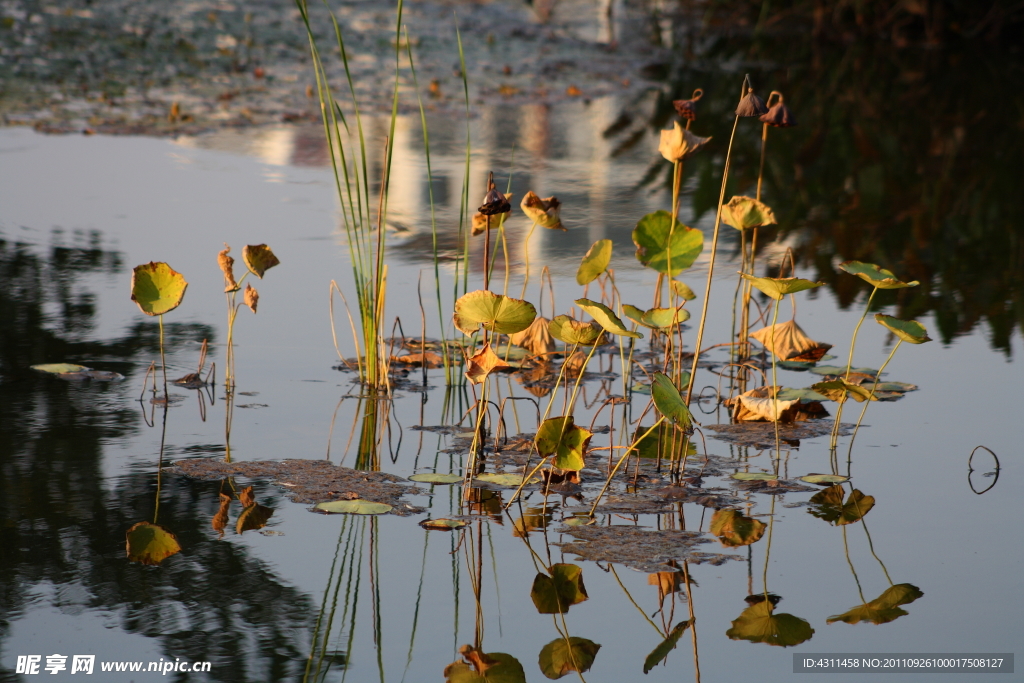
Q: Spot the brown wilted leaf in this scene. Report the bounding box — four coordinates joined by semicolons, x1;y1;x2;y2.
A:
211;492;231;536
520;191;564;231
563;350;587;377
749;319;831;362
724;386;804;423
218;244;240;292
238;485;256;508
464;343;511;384
390;352;444;368
244;283;259;313
509;316;556;357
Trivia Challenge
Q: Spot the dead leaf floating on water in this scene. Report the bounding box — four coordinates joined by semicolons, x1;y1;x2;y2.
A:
724;386;819;423
749;319;832;362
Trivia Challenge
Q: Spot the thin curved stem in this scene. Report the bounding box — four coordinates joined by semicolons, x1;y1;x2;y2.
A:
846;340;902;464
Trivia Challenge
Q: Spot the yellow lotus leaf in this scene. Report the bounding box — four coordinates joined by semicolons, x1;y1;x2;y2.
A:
520;190;564;230
749;319;832;362
126;522;181;565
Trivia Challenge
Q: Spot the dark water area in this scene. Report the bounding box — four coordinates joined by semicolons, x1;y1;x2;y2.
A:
1;6;1022;682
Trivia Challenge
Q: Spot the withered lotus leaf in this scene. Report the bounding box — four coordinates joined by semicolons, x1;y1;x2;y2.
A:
244;283;259;313
464;343;511;385
520;191;564;230
749;319;832;362
241;244;280;279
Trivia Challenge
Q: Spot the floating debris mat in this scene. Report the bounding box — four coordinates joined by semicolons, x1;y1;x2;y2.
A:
554;525;742;572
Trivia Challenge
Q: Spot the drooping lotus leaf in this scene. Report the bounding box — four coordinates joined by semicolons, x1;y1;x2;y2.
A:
624;305;690;330
419;518;469;531
509;316;556;356
236;504;273;534
725;387;804;422
643;620;691;674
839;261;918;289
31;363;89;374
454;291;537;336
632;211;704;276
531;564;588;614
658;122;711;162
726;601;814;647
548;315;604;346
731;472;778;481
721;196;777;230
576;239;612;285
827;584;924;625
632;424;696;460
799;474;850;485
444;646;526;683
748;319;832;362
670;279;697;301
130;262;188;316
521;191;564;231
710;509;766;547
538;637;601;680
126;521;182;565
874;314;932;344
409;473;463;484
464;343;512;385
535;416;592;471
241;244;280;279
314;499;393;515
575;298;643;339
475;472;542;487
807;486;874;525
740;273;824;301
811;379;878;403
651;372;694;432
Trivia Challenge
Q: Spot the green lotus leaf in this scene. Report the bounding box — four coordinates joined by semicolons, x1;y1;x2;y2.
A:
874;314;932;344
827;584;924;625
538;637;601;680
710;509;766;547
242;244;280;279
409;473;463;484
726;601;814;647
444;649;526;683
548;315;604;346
454;291;537;336
236;504;274;534
130;262;188;316
721;196;777;230
671;279;697;301
811;379;878;403
632;211;704;276
576;239;613;285
531;564;588;614
420;518;469;530
739;273;824;301
731;472;778;481
839;261;918;289
535;416;592;471
575;298;643;339
315;499;393;515
860;381;917;393
651;372;694;431
775;387;828;402
808;486;874;525
475;472;542;487
632;424;696;460
126;522;181;566
799;474;850;485
31;363;89;374
621;304;645;326
642;620;691;673
644;306;690;328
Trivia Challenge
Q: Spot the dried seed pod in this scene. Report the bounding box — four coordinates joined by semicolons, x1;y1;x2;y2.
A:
759;92;797;127
478;174;511;215
244;283;259;313
735;88;768;117
671;88;703;121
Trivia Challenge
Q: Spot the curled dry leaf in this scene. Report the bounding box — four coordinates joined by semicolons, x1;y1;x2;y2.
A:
218;244;240;292
211;492;232;536
721;196;777;230
238;485;256;508
749;319;832;362
658;121;711;163
724;386;820;423
244;283;259;313
520;191;564;230
465;343;511;385
509;316;556;357
241;244;280;279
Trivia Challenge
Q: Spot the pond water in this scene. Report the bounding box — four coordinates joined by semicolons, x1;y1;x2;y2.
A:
2;27;1022;683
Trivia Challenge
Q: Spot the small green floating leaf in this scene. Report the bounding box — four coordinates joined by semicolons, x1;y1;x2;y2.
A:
531;564;589;614
726;601;814;647
455;291;537;336
651;372;694;432
538;637;601;680
575;298;643;339
808;486;874;525
731;472;778;481
409;473;463;485
811;379;878;403
548;315;604;346
632;211;704;276
827;584;924;625
839;261;918;289
799;474;850;485
314;499;393;515
475;472;541;487
576;239;613;285
31;363;89;374
126;521;182;566
874;314;932;344
710;509;766;547
670;279;697;301
721;196;777;230
740;273;824;301
130;262;188;316
242;244;280;279
535;416;593;472
643;620;691;674
420;518;468;531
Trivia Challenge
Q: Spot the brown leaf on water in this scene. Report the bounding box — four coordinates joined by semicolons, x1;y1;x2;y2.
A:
244;283;259;313
724;386;803;422
464;343;511;384
238;485;256;508
218;244;240;292
211;492;231;536
749;319;831;362
391;352;444;368
509;316;556;357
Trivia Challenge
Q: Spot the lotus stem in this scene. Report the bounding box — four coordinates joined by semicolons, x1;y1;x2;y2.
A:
831;286;879;448
846;339;902;461
158;314;168;400
588;416;666;516
768;299;782;464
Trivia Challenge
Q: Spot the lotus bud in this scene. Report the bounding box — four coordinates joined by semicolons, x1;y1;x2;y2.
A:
735;88;768;117
520;191;564;230
759;92;797;127
671;88;703;121
658;121;711;162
